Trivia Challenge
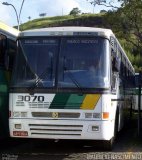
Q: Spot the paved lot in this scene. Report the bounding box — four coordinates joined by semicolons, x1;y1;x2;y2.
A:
0;117;142;160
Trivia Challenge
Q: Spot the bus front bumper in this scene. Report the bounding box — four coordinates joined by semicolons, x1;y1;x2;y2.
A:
9;119;114;141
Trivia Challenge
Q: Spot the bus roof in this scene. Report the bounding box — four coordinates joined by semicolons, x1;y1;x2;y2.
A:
0;21;19;40
19;27;114;38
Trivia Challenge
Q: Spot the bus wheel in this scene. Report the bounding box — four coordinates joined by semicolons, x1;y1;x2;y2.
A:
103;137;114;151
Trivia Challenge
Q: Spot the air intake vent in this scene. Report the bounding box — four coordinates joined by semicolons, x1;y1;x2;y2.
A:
32;112;80;118
29;124;83;136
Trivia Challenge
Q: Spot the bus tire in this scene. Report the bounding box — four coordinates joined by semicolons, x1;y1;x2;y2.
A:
114;108;119;137
103;108;119;151
103;137;114;151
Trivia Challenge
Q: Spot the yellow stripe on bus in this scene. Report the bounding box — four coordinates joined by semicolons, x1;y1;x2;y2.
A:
0;21;19;36
81;94;101;110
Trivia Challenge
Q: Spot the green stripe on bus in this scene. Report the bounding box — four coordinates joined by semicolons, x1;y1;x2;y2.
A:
49;93;70;109
65;94;85;109
49;94;86;109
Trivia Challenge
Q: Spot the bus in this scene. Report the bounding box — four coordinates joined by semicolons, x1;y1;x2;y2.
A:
9;27;135;150
0;21;19;139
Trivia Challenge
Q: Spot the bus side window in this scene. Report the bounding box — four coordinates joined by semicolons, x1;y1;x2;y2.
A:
0;34;7;67
111;49;117;91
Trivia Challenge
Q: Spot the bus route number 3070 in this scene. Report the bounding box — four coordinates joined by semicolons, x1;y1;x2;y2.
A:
17;95;45;102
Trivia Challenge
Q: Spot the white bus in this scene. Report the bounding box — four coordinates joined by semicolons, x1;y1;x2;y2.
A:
0;21;19;139
9;27;135;150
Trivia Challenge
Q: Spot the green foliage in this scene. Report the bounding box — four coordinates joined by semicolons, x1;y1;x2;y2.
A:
103;0;142;71
20;15;75;30
69;7;81;16
20;14;103;30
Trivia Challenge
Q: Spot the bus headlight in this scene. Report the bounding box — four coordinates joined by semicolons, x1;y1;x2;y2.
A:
15;124;22;129
21;112;27;117
92;126;99;131
93;113;101;119
88;125;100;132
85;113;101;119
85;113;92;118
13;112;27;118
13;112;21;117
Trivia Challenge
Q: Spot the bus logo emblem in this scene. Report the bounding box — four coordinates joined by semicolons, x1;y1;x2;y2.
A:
52;112;58;118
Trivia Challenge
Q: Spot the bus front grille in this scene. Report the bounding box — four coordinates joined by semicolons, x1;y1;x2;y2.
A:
29;124;83;136
32;112;80;118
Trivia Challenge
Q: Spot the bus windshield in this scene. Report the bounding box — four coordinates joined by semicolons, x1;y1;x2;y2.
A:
11;37;110;89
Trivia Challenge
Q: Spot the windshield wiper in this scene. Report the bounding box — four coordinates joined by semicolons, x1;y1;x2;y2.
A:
66;70;82;89
29;65;53;90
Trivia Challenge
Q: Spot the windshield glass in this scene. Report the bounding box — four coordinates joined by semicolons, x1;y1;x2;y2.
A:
12;39;58;87
58;37;109;88
11;37;109;89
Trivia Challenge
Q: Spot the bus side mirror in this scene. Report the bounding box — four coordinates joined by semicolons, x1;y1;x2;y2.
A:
112;56;120;72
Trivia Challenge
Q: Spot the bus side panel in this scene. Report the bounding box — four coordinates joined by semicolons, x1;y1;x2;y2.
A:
0;69;9;139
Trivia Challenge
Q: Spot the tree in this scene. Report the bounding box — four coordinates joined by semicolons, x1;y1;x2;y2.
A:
111;1;142;51
86;0;120;9
28;16;31;21
120;0;142;71
69;7;81;16
86;0;134;10
100;10;107;13
39;13;46;18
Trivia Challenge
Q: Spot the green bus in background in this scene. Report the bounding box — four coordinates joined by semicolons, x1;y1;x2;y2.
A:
0;21;19;139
